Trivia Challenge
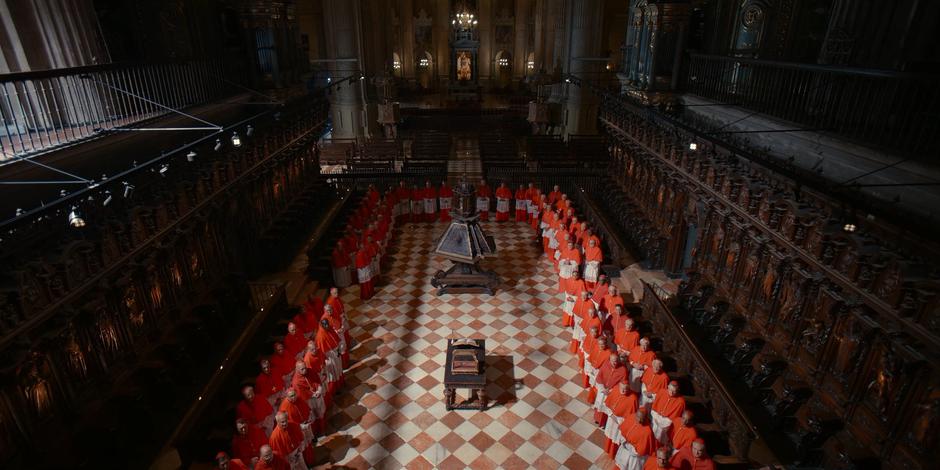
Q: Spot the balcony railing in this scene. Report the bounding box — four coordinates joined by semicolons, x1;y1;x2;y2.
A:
0;60;228;161
683;53;940;156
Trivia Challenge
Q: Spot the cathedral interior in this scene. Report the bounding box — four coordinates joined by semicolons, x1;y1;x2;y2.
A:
0;0;938;469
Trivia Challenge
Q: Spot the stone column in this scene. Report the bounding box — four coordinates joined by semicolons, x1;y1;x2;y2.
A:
513;0;531;81
433;1;450;86
323;0;365;139
400;0;416;85
478;0;493;86
563;0;604;137
547;0;568;104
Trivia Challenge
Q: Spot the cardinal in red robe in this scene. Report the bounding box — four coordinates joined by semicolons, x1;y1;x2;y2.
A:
671;439;716;470
279;387;312;429
355;238;375;300
617;410;658;470
269;342;294;383
232;419;268;464
256;359;284;402
236;386;274;433
395;181;411;223
602;286;625;315
644;448;675;470
324;304;349;366
586;334;612;398
331;239;352;288
216;451;250;470
476;179;492;221
256;445;290;470
423;181;438;222
301;295;324;331
269;411;314;467
315;318;344;395
651;381;686;443
593;353;628;426
670;410;698;452
547;185;562;205
439;181;453;221
616;317;641;353
326;287;351;348
513;185;527;221
495;182;512;222
284;322;306;358
641;360;670;406
604;380;640;457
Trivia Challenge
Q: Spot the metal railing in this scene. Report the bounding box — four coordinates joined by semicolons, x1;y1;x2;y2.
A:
683;53;940;155
0;60;228;161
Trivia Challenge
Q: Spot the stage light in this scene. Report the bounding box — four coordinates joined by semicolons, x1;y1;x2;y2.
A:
68;206;86;228
102;191;113;206
123;182;135;198
214;138;222;151
246;124;254;137
689;142;697;151
187;150;196;162
843;223;857;233
231;132;241;147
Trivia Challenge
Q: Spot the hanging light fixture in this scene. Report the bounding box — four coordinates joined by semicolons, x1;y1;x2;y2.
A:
123;182;135;199
159;164;169;176
68;206;86;228
688;142;698;151
231;132;241;147
214;138;222;152
186;150;197;162
246;124;254;137
102;191;113;206
843;223;857;233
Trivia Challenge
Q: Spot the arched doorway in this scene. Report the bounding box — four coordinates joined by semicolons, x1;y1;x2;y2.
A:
494;50;512;90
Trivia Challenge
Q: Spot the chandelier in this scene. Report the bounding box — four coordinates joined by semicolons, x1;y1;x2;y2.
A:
452;10;477;30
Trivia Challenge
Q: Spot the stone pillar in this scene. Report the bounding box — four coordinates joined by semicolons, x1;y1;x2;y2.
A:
478;0;493;87
400;0;416;85
323;0;365;140
547;0;568;104
563;0;604;137
513;0;531;81
433;1;450;86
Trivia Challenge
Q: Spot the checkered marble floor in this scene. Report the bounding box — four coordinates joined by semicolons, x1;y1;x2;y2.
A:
316;220;613;470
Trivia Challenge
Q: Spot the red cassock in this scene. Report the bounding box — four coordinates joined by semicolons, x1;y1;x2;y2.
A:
236;395;273;428
255;454;291;470
652;394;687;420
514;188;528;221
355;248;375;300
642;369;670;396
643;455;672;470
325;309;349;366
670;446;716;470
604;386;640;457
302;297;325;329
495;187;512;222
225;458;251;470
270;348;294;379
256;370;284;399
548;190;562;205
327;294;351;347
279;396;311;425
629;346;657;369
269;421;314;465
602;294;625;315
331;245;350;273
284;330;307;358
439;184;453;221
303;350;329;407
621;416;658;457
291;369;321;403
232;427;268;463
477;185;492;221
423;186;438;222
410;189;424;223
582;315;602;339
314;324;340;355
616;328;641;353
592;282;609;305
669;421;698;451
593;361;627;424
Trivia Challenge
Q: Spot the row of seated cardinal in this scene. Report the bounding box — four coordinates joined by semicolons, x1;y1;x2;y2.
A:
529;184;718;470
215;189;394;470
